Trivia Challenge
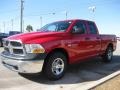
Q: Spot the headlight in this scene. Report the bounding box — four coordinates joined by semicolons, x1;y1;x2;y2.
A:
25;44;45;53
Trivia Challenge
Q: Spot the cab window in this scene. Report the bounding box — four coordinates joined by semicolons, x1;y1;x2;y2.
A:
88;22;97;34
72;21;86;34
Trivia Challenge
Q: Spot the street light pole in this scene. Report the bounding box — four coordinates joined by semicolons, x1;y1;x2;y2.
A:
11;19;13;31
65;11;68;20
88;6;96;21
62;11;68;20
40;16;42;28
20;0;24;32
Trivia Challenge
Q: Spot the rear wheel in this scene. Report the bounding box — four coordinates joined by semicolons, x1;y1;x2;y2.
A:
102;46;113;62
44;52;67;80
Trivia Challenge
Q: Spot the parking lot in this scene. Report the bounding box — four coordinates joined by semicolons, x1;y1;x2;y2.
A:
0;41;120;90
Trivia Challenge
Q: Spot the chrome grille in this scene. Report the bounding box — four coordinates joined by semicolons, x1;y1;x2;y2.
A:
10;41;22;47
3;39;25;56
13;49;24;54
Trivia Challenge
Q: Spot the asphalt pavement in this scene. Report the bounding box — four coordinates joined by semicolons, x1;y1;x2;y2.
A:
0;41;120;90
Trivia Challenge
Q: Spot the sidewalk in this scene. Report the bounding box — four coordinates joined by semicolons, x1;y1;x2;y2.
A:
92;74;120;90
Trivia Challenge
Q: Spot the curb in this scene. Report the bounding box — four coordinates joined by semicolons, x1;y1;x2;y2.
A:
80;70;120;90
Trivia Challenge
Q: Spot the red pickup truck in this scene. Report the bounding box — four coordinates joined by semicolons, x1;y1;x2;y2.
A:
1;19;117;80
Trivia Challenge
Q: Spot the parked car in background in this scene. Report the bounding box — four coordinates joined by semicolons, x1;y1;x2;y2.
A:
0;33;8;47
9;31;21;36
1;19;117;80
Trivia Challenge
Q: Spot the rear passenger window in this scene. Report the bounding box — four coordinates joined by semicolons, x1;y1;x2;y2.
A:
72;21;86;34
88;22;97;34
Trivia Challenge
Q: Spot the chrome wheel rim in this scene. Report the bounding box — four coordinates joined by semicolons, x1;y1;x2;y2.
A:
107;49;113;60
52;58;64;75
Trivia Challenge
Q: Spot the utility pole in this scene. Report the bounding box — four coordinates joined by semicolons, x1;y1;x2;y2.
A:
20;0;24;32
23;20;24;32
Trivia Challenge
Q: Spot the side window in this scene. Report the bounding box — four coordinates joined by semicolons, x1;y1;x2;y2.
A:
47;24;56;31
88;22;97;34
72;21;86;34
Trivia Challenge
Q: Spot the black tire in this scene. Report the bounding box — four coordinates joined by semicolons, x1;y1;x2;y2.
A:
102;46;113;62
44;52;67;80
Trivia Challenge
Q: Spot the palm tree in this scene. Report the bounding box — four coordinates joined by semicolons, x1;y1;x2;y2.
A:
26;25;33;32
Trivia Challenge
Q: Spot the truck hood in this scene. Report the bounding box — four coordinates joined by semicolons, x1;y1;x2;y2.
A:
7;31;67;44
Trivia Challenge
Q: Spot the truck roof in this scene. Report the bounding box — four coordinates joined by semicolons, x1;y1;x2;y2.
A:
55;19;94;23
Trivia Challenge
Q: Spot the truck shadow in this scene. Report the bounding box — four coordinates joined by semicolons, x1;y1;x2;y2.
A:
19;55;120;85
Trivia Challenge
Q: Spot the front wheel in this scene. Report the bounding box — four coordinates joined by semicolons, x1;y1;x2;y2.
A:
44;52;67;80
102;47;113;62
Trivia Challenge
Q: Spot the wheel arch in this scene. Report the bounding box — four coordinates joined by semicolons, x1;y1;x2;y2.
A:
46;48;69;63
107;43;113;51
42;48;69;71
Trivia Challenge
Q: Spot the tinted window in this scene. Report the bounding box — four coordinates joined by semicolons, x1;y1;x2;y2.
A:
72;21;86;34
88;22;97;34
9;31;21;36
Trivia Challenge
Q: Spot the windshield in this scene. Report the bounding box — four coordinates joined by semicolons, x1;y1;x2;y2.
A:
39;21;72;32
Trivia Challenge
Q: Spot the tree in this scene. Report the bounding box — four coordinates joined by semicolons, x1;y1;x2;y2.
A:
26;25;33;32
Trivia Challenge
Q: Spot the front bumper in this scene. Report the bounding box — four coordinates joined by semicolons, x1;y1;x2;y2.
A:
1;53;45;73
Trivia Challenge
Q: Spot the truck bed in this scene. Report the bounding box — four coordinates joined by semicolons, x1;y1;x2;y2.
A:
100;34;117;52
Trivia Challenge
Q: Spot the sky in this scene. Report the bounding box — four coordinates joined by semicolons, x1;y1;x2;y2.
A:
0;0;120;36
